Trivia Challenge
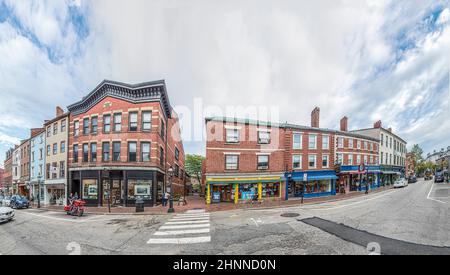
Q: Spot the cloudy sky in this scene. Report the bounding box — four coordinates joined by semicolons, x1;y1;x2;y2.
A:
0;0;449;166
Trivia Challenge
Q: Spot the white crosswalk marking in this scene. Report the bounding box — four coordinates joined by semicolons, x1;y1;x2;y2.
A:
147;209;211;245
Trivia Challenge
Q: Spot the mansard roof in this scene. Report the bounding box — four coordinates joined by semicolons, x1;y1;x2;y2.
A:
67;80;172;118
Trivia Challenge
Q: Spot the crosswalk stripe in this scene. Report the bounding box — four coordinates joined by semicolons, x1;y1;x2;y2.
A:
147;236;211;244
166;220;210;225
186;209;205;216
154;228;210;236
148;209;211;245
174;214;210;218
160;223;210;230
170;217;210;221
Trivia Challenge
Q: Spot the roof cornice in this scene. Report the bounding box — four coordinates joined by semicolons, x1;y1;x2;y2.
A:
67;80;172;118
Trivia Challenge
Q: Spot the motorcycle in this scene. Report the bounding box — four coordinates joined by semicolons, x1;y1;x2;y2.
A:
64;199;86;217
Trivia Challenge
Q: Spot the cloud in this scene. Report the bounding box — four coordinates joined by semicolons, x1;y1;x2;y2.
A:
0;0;448;165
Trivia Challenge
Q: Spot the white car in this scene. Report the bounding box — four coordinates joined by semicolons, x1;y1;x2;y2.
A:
1;196;12;207
394;178;408;188
0;207;15;223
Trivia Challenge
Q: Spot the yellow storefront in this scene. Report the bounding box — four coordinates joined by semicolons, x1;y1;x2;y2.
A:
206;176;283;204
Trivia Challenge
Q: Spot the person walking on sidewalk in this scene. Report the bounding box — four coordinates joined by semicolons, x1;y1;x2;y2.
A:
162;191;170;206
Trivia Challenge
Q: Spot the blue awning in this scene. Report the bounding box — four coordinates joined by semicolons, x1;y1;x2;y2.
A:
292;174;338;181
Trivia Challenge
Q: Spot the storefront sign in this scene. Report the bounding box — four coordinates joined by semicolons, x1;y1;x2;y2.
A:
303;173;308;182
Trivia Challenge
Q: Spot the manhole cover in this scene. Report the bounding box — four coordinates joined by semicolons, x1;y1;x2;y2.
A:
281;213;300;218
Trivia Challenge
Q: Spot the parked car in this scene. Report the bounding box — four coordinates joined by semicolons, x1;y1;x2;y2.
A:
394;178;408;188
435;171;445;183
10;195;30;209
424;169;433;181
0;206;15;223
1;196;12;207
408;176;417;183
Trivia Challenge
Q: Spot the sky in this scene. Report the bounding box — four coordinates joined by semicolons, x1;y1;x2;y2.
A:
0;0;449;167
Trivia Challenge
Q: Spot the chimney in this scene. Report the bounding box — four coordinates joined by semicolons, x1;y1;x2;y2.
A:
340;116;348;132
387;127;392;133
311;107;320;128
374;120;382;128
56;106;64;117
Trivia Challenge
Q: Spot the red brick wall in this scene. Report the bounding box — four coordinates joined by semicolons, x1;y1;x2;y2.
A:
68;96;185;196
166;112;186;194
3;156;12;189
336;135;379;166
205;121;285;174
69;97;166;170
19;140;30;182
284;128;335;171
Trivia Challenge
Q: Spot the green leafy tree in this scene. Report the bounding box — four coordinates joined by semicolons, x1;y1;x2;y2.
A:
410;144;424;162
185;154;205;191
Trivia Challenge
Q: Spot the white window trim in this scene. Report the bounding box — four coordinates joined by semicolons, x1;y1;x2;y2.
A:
292;155;302;170
322;154;329;168
308;134;317;150
308;155;317;169
293;133;303;150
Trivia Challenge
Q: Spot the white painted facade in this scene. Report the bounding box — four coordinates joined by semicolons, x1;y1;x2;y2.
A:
351;127;407;168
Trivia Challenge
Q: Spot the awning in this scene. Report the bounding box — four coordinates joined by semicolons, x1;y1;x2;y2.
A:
293;175;338;181
340;171;366;175
382;171;401;175
207;176;282;185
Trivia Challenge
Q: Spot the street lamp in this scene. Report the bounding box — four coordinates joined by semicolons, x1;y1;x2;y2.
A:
37;175;42;209
168;166;175;213
103;168;111;213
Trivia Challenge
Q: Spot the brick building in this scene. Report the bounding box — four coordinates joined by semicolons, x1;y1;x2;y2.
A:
16;139;31;197
3;148;13;195
406;152;416;178
67;80;185;207
204;107;382;205
0;168;4;193
335;117;380;193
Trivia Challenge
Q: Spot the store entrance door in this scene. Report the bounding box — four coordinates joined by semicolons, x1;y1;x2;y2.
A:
103;180;123;207
212;185;233;203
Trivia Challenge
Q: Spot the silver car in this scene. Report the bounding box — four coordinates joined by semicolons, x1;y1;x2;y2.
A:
0;206;15;223
1;196;12;207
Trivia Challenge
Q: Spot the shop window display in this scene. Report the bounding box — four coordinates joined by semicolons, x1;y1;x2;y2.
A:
83;179;98;199
305;180;330;194
261;183;280;198
239;184;257;200
128;179;152;200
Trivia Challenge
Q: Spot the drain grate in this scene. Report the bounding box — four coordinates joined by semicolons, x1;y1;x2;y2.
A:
281;213;300;218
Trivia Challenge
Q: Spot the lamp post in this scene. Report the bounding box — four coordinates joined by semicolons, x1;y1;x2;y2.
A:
37;175;42;209
168;166;175;213
103;168;111;213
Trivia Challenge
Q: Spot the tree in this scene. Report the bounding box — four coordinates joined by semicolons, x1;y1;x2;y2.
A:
185;154;205;190
410;144;424;162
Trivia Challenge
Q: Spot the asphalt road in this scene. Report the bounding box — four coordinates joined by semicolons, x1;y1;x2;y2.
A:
0;179;448;255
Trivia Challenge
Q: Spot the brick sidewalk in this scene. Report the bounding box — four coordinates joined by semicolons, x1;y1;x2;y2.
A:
30;186;393;214
205;185;394;212
32;196;207;215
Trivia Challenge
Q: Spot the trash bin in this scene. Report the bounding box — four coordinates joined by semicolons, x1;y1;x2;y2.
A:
135;197;144;213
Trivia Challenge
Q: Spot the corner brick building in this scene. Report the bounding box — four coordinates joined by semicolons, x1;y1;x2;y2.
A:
67;80;185;207
204;107;381;205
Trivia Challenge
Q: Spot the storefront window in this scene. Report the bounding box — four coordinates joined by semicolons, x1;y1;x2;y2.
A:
305;180;330;194
83;179;98;199
239;184;257;200
261;183;280;198
128;179;152;200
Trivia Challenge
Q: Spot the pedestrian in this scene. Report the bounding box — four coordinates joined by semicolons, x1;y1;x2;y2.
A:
365;181;369;195
163;191;170;206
